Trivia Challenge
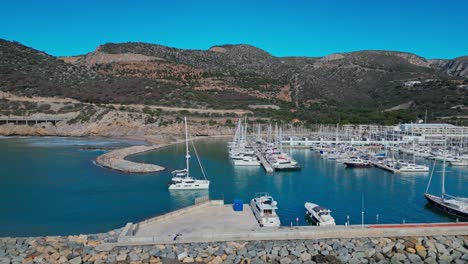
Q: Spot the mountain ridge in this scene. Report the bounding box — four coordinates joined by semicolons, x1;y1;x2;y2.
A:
1;39;467;124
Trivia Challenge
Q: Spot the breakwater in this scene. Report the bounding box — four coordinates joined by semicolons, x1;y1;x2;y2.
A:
95;144;171;173
2;232;467;264
95;135;229;173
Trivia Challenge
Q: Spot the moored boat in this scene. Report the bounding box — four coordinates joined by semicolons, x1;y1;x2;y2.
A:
304;202;336;226
344;157;372;168
250;193;281;227
424;133;468;219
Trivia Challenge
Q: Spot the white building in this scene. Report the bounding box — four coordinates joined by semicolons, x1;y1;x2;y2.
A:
393;123;468;142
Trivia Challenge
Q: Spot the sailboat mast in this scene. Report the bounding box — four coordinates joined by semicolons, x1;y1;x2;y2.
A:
185;116;190;178
412;122;415;163
442;128;446;199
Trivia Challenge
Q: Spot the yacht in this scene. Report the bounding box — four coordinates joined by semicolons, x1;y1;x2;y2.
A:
168;117;210;190
270;156;301;171
450;159;468;166
343;157;372;168
233;155;261;166
397;161;429;172
304;202;336;226
250;193;281;227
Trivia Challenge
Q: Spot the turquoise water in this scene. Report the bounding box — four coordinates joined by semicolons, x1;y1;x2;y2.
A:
0;137;467;236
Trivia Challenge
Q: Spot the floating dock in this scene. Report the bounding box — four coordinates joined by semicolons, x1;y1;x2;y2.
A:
248;140;274;173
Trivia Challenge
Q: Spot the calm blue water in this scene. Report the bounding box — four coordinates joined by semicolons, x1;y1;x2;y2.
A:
0;137;467;237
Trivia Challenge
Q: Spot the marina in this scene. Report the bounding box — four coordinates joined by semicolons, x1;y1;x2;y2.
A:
0;132;467;237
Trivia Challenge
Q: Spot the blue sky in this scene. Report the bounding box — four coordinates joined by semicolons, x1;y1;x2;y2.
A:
1;0;467;58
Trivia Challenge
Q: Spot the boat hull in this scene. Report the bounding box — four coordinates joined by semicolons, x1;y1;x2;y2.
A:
424;193;468;220
168;181;210;190
234;160;261;166
273;166;301;171
344;162;372;168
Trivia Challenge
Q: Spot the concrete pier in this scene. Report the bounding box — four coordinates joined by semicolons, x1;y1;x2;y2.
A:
248;140;274;173
111;199;468;247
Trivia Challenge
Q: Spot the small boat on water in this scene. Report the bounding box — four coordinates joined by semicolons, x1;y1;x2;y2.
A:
305;202;336;226
250;193;281;227
168;117;210;190
344;157;372;168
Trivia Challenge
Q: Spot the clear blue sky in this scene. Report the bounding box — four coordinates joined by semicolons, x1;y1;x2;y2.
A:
1;0;467;59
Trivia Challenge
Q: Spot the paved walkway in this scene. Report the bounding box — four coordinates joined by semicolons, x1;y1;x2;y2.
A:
134;204;260;241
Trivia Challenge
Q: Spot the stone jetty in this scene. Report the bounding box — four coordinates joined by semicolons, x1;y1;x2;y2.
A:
95;136;228;174
95;145;166;173
1;231;467;264
95;139;186;173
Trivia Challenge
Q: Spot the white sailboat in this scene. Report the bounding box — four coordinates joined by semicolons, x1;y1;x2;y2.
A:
424;131;468;219
168;117;210;190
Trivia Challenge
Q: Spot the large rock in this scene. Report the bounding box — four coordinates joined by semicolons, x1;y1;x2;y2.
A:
300;252;311;262
68;256;82;264
407;253;422;263
183;257;194;263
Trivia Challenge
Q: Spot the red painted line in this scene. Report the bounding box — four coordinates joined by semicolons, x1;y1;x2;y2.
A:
368;223;468;229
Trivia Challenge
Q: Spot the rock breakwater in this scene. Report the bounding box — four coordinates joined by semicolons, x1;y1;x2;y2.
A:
95;138;184;173
2;233;467;264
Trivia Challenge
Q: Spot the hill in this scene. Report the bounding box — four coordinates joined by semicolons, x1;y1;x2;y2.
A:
1;39;467;125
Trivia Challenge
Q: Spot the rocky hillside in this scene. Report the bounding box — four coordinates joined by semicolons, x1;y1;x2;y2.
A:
1;39;467;124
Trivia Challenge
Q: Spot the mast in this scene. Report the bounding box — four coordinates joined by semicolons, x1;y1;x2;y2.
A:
185;116;190;178
442;128;446;200
412;122;415;163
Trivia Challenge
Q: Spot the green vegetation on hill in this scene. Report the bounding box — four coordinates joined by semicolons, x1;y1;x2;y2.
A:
0;39;467;125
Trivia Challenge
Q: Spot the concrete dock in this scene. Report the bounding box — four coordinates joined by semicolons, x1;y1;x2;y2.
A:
109;199;468;248
248;140;274;173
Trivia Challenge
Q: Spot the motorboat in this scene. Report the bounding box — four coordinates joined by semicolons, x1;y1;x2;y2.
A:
344;157;372;168
250;193;281;227
304;202;336;226
397;161;429;172
233;155;261;166
270;156;301;171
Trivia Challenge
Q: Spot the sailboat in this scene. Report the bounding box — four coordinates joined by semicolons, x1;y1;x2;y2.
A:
168;117;210;190
424;131;468;219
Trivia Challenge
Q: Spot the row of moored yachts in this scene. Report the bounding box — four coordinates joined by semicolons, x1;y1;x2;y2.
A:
228;120;300;171
310;144;430;172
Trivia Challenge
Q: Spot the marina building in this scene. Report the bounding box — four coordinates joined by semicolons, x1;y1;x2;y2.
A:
393;123;468;142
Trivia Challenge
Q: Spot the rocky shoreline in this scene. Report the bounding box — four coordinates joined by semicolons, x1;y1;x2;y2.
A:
2;231;467;264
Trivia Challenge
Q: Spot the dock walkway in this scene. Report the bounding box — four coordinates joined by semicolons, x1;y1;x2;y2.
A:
248;140;274;173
